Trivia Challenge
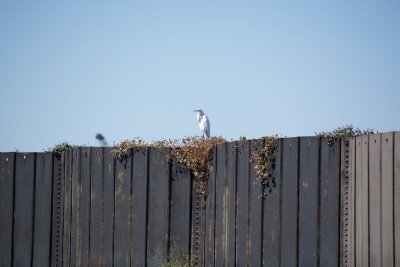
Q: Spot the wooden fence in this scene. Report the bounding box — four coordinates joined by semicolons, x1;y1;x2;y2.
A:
197;137;341;267
0;148;194;267
0;152;56;266
0;133;399;267
61;147;193;267
342;132;400;267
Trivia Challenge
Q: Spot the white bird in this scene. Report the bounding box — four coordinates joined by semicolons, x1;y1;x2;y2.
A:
193;109;210;138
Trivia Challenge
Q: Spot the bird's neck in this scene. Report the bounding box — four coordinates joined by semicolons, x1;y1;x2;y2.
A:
197;112;202;122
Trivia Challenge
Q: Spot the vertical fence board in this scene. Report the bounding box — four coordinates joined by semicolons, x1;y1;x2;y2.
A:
369;134;382;267
319;139;340;267
0;153;15;266
215;143;227;267
114;154;131;267
90;148;103;266
13;153;35;267
249;140;262;267
51;154;64;266
355;135;369;267
131;148;149;266
205;147;216;267
394;133;400;267
33;153;53;266
281;137;299;267
170;162;192;261
191;188;200;266
63;150;72;267
382;133;394;266
356;135;369;267
262;139;282;267
172;163;191;261
70;149;80;267
103;148;114;266
80;149;91;267
298;137;319;267
344;138;356;266
341;138;356;267
349;138;356;267
147;148;170;267
236;141;250;266
226;142;237;266
191;188;206;266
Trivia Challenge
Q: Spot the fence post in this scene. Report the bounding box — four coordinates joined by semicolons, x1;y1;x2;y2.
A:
340;138;355;267
51;154;64;266
0;153;15;266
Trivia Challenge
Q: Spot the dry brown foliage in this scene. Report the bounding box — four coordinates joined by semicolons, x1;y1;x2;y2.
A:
111;137;146;161
112;136;226;196
168;136;225;195
250;135;279;196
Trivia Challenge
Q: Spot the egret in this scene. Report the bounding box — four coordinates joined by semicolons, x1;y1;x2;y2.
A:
193;109;210;138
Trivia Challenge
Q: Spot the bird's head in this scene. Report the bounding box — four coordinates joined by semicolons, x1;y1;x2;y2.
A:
193;109;204;115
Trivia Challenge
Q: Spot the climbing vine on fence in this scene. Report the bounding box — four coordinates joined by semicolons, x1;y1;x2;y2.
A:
46;125;377;198
47;142;76;158
250;135;279;196
165;136;226;196
111;137;147;161
112;136;226;196
316;124;376;146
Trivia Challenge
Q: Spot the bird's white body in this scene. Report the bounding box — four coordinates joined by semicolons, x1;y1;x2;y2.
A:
194;109;210;138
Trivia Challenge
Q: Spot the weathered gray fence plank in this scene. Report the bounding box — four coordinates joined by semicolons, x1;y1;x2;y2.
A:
114;153;132;266
382;133;394;266
236;140;250;266
226;142;237;266
394;132;400;267
341;138;356;267
215;143;226;267
355;135;369;267
191;187;206;266
80;148;91;267
90;148;103;266
70;148;80;267
51;154;64;266
249;140;262;267
63;150;72;267
32;153;53;267
170;158;192;261
103;148;114;266
262;139;282;267
281;137;299;267
349;138;356;267
319;139;340;267
13;153;35;267
0;153;15;267
369;134;382;267
147;148;170;267
298;137;319;267
205;147;216;267
131;148;149;266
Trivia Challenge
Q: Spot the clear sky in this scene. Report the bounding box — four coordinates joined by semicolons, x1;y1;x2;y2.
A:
1;1;399;152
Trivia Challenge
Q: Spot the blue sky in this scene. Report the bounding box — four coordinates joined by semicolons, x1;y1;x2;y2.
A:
1;1;399;152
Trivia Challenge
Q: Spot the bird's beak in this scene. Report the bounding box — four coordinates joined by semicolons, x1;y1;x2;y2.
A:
193;109;199;112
